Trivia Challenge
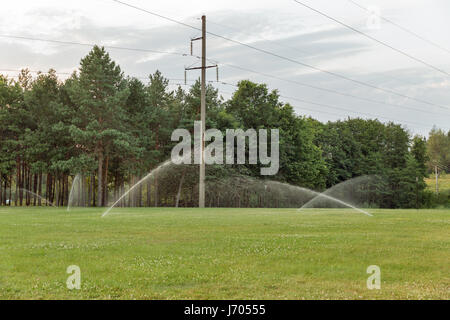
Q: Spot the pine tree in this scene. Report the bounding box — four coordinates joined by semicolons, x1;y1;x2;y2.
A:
66;46;133;206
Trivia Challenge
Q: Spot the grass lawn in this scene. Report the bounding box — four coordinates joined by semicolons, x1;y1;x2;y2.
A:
0;207;448;300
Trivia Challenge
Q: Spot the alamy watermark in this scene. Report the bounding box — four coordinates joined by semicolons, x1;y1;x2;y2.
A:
66;265;81;290
171;121;279;175
366;6;381;30
366;265;381;290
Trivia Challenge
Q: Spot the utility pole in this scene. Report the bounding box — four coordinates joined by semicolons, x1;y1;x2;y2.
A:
199;15;206;208
185;15;218;208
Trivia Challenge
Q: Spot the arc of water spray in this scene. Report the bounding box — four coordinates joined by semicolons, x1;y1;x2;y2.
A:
264;180;372;216
102;160;173;217
101;160;372;217
19;189;57;207
298;175;375;217
298;192;372;217
67;174;81;212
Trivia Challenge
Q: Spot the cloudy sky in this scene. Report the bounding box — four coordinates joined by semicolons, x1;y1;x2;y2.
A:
1;0;449;136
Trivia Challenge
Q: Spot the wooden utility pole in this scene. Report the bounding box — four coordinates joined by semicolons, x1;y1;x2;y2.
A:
185;15;217;208
199;15;206;208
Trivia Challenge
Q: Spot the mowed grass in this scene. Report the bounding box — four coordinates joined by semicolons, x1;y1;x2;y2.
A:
0;207;448;300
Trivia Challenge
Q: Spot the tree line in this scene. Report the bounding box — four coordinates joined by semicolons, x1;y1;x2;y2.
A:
0;46;447;208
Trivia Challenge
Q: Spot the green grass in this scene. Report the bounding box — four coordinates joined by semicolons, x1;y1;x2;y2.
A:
0;207;448;300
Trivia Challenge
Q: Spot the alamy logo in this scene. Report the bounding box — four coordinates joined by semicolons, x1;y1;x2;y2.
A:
66;265;81;290
171;121;279;175
366;6;381;30
366;265;381;290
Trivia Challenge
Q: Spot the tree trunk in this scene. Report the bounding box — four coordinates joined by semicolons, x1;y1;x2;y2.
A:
45;173;49;206
146;181;151;207
48;174;53;206
0;175;2;205
8;175;12;206
175;169;186;208
19;161;24;206
120;182;124;207
4;177;8;206
58;176;62;207
61;176;66;207
154;176;158;207
113;177;118;206
97;152;103;207
33;173;37;206
51;174;56;205
25;166;30;206
55;174;59;207
28;167;31;206
15;159;20;206
81;174;85;207
88;174;92;207
77;175;82;207
103;156;109;206
37;172;42;206
138;175;142;207
128;176;132;207
2;175;4;205
65;175;69;207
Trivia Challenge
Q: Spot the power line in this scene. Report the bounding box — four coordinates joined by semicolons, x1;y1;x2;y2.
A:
109;0;450;111
289;105;433;131
3;13;449;123
110;0;200;31
212;61;450;117
3;2;449;114
0;68;72;76
208;18;432;96
0;68;199;85
292;0;450;77
204;36;450;112
217;83;442;130
278;94;434;128
221;87;435;131
1;65;434;127
11;31;429;116
0;34;195;58
347;0;450;56
207;19;310;57
2;1;448;118
435;162;450;171
2;66;440;130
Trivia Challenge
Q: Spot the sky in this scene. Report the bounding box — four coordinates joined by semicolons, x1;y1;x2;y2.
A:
1;0;449;136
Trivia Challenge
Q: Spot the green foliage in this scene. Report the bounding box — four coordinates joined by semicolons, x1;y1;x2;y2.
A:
0;47;446;208
426;127;450;172
225;81;327;189
315;119;430;208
